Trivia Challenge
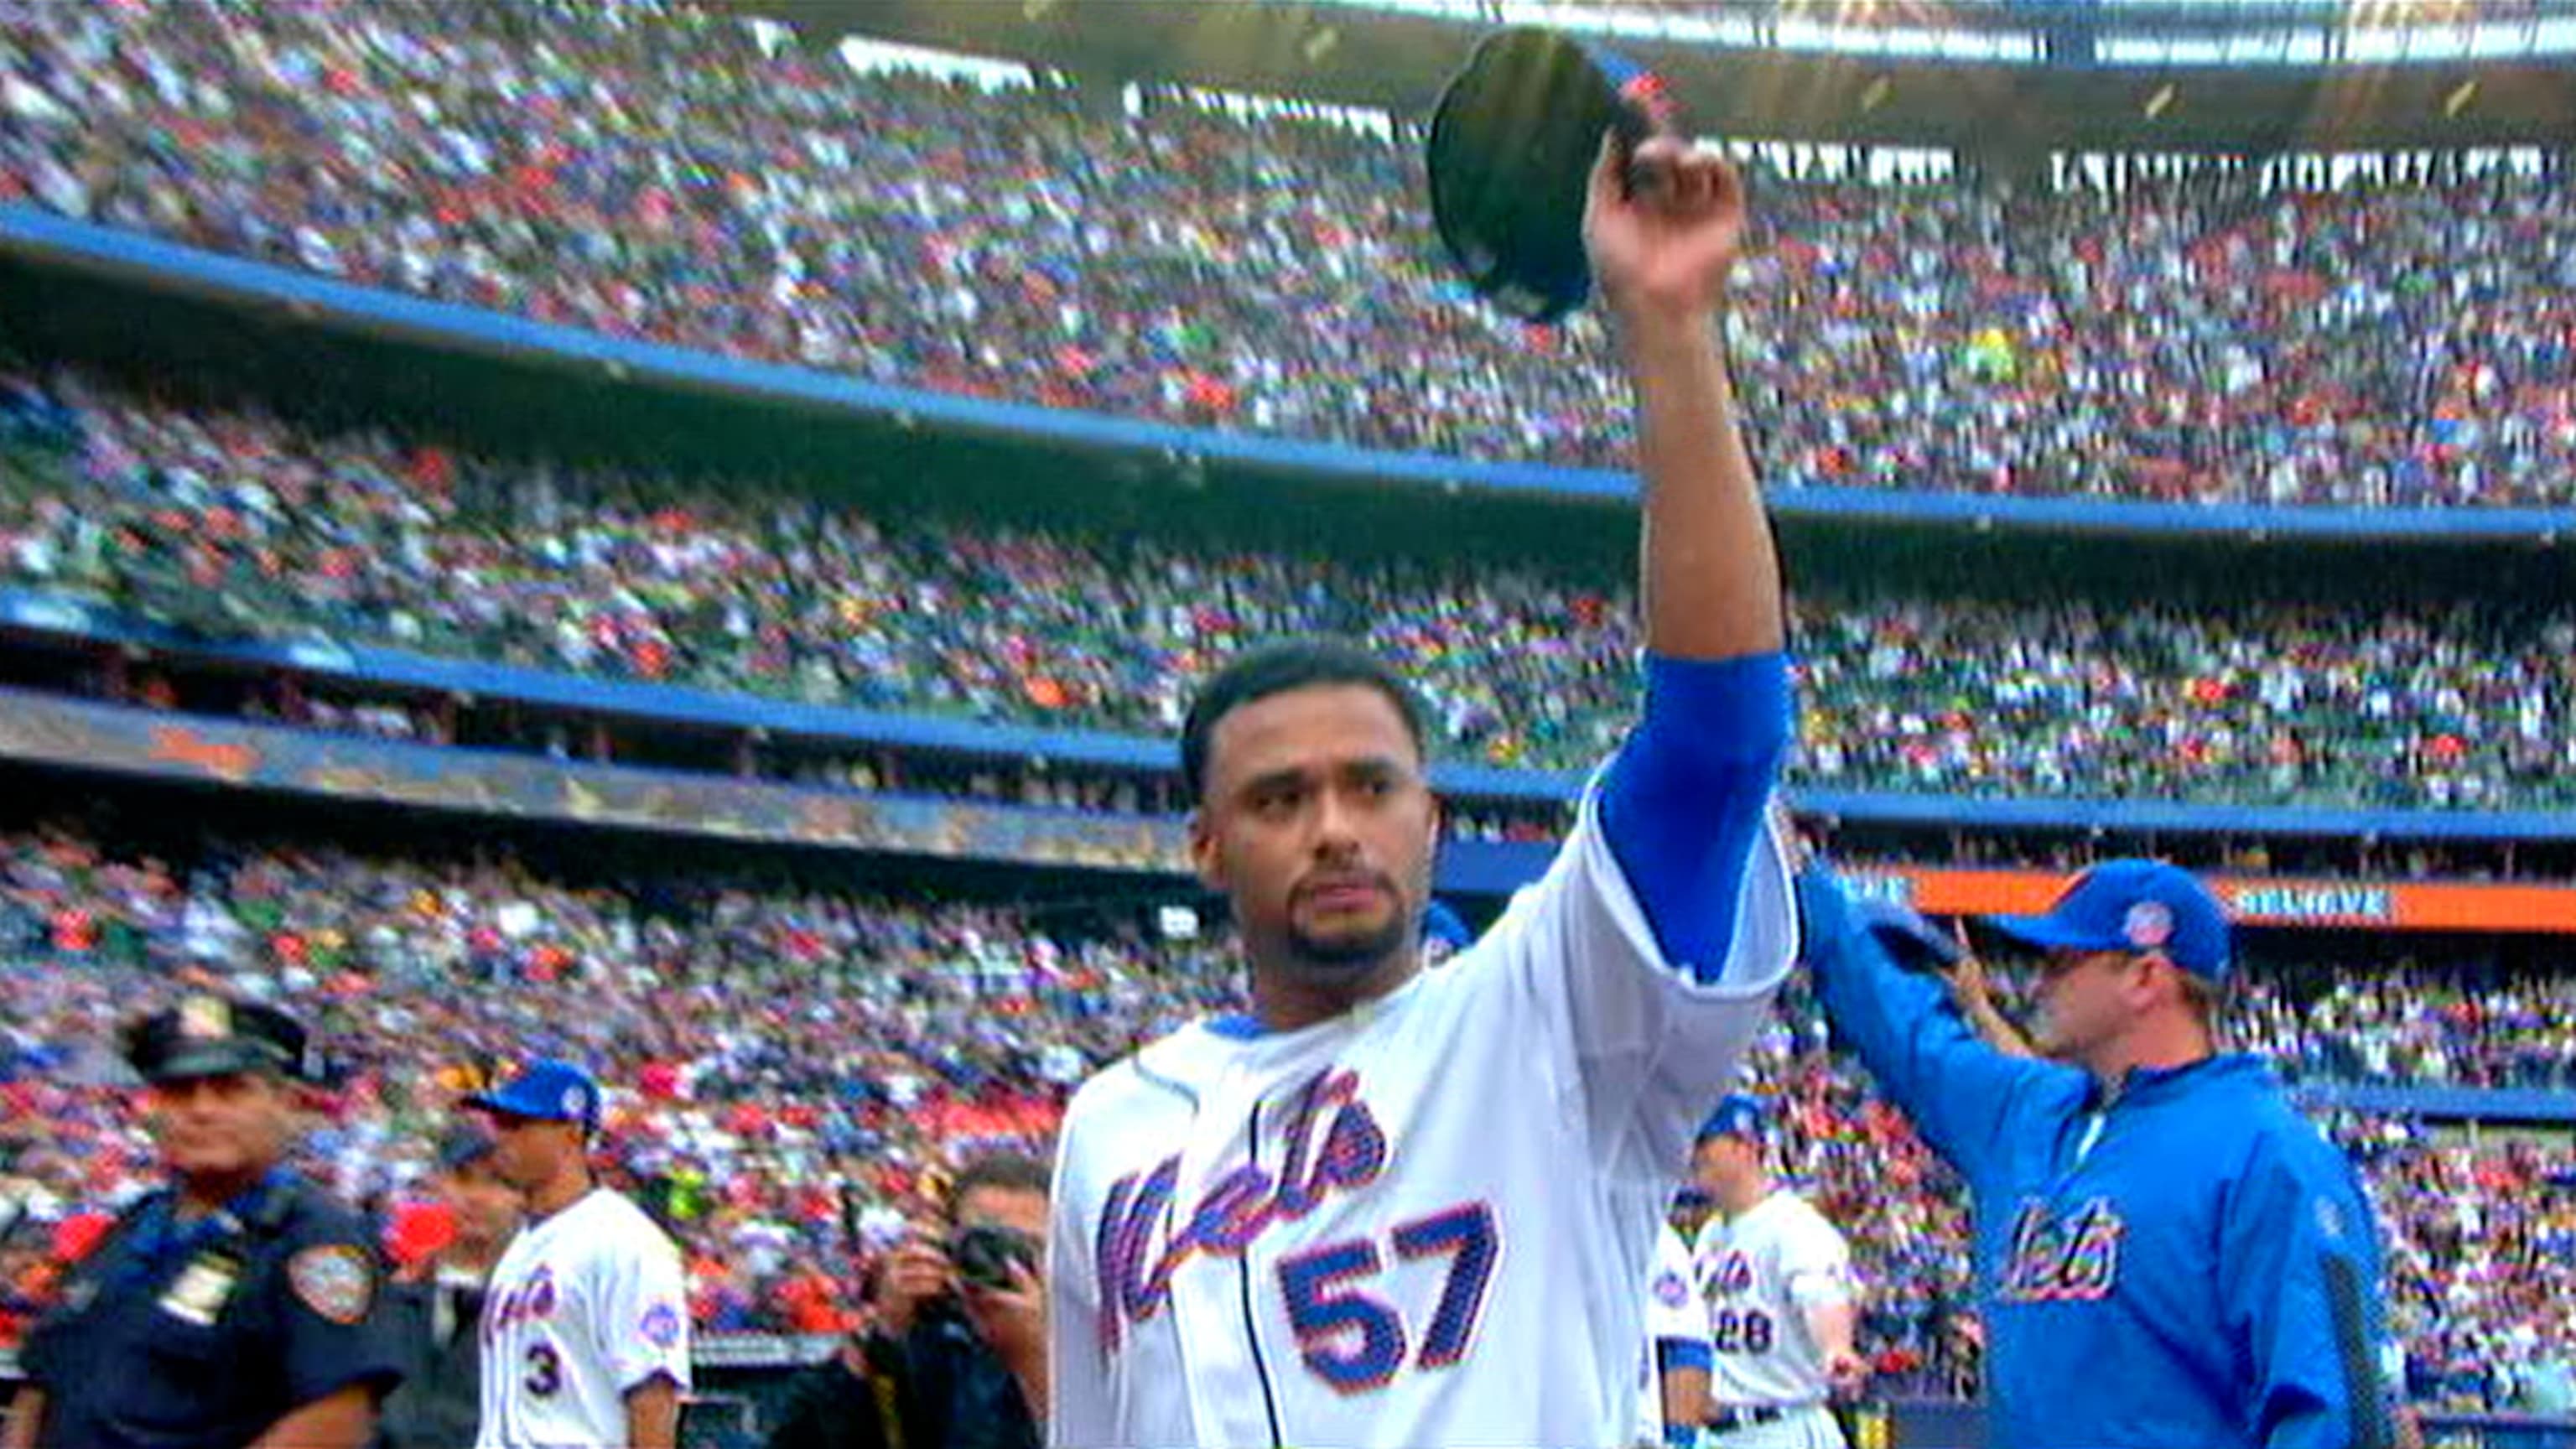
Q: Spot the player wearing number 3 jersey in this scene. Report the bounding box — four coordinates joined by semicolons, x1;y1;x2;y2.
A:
469;1062;690;1449
1045;132;1797;1449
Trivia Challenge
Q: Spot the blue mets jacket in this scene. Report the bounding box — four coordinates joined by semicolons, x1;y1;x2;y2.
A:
1800;868;2393;1449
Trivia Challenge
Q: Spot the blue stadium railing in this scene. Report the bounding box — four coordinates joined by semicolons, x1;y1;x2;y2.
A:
7;205;2572;541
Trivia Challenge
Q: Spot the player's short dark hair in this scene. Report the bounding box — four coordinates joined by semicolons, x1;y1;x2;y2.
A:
947;1151;1051;1221
1181;638;1430;804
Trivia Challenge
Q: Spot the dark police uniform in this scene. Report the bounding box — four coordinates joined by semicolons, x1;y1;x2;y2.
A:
17;996;404;1449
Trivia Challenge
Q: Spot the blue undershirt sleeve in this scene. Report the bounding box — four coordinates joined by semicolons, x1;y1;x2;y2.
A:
1659;1338;1716;1376
1598;650;1792;983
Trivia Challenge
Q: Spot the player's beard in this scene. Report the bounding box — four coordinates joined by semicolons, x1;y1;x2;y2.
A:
1279;864;1423;975
1284;907;1412;974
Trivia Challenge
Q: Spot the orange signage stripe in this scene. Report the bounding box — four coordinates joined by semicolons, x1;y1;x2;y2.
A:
1840;869;2576;934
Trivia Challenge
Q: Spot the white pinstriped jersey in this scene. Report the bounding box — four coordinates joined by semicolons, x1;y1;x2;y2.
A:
1640;1222;1712;1444
475;1188;690;1448
1692;1190;1855;1410
1048;794;1797;1447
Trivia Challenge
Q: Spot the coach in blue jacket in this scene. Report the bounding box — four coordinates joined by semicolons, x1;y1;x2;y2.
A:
1800;860;2397;1449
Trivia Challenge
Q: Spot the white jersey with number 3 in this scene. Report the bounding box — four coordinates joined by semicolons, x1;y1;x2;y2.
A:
476;1187;693;1449
1691;1189;1855;1410
1047;793;1796;1447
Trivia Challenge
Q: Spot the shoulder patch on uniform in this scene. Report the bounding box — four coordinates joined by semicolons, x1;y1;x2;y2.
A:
1652;1268;1690;1308
289;1244;376;1325
641;1300;683;1348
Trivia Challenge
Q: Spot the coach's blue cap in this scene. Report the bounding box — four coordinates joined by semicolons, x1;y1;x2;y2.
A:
1696;1093;1768;1143
465;1060;600;1131
1859;898;1964;974
1984;860;2232;983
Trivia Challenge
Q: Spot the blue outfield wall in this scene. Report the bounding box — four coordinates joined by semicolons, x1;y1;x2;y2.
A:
7;204;2573;540
9;586;2576;843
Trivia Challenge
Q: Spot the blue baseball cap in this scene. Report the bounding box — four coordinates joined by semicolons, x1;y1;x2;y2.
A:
1696;1093;1768;1144
1984;860;2232;983
465;1060;601;1131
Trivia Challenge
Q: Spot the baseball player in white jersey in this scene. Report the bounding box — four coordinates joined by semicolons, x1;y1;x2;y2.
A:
1046;134;1797;1448
1642;1220;1716;1446
467;1061;691;1449
1687;1096;1864;1449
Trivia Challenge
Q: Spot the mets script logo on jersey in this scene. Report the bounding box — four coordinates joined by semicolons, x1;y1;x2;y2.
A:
1702;1249;1755;1300
484;1265;559;1341
2000;1197;2124;1303
1094;1067;1389;1352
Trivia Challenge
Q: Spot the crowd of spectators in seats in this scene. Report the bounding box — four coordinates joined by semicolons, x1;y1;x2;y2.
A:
8;372;2575;813
3;1;2573;503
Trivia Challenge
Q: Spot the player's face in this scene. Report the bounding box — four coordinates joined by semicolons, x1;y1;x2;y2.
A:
481;1111;574;1192
1192;683;1440;979
1692;1133;1760;1198
439;1158;525;1247
147;1069;297;1181
2031;948;2142;1062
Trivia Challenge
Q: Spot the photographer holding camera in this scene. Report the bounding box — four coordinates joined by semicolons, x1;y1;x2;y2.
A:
767;1154;1048;1449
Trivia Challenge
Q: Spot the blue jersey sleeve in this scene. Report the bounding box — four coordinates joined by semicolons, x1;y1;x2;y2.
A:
1799;866;2073;1180
2224;1132;2397;1449
1598;651;1790;984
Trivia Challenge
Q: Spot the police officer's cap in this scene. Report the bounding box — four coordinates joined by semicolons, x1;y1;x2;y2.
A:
124;994;325;1085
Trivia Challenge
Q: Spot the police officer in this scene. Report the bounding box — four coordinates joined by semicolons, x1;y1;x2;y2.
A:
4;995;403;1449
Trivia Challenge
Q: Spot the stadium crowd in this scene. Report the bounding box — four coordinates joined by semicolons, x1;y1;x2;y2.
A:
3;0;2573;1423
2337;1114;2576;1415
1;819;2572;1411
6;371;2576;813
4;0;2575;503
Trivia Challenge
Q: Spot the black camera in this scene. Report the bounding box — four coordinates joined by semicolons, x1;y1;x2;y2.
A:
948;1223;1040;1292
